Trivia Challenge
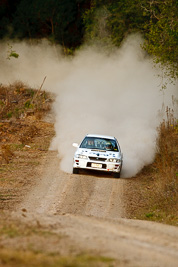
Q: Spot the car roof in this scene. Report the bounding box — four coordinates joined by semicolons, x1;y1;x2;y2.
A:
86;134;115;140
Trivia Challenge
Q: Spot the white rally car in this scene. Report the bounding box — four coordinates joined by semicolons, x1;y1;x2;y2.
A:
72;134;123;178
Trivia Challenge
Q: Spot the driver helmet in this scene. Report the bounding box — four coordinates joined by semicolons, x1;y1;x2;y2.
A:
88;140;94;146
105;142;112;150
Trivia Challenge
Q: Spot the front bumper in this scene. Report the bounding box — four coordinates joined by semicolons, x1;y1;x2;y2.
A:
73;158;121;173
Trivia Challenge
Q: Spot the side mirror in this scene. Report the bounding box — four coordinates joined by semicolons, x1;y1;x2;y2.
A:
73;143;79;148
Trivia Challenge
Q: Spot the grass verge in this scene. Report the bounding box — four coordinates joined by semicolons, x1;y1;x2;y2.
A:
0;216;116;267
124;109;178;226
0;249;115;267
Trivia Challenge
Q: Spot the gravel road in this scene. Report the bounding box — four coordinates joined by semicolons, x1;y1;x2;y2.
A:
15;151;178;267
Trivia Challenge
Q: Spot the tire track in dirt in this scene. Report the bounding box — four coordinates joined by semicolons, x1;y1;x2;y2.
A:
55;171;125;219
56;175;95;215
17;151;70;214
17;150;125;219
84;177;124;218
105;179;125;218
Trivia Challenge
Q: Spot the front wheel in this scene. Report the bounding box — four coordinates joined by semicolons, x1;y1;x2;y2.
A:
113;172;120;178
73;168;79;174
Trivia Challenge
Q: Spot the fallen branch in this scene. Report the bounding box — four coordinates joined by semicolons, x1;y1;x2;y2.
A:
32;76;47;102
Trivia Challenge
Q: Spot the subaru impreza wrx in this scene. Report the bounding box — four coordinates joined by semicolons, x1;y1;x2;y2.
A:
72;134;123;178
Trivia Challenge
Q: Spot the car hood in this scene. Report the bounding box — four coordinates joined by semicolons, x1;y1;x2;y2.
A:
75;148;121;158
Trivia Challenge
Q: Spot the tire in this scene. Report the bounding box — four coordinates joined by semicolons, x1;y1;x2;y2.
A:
73;168;79;174
113;172;120;178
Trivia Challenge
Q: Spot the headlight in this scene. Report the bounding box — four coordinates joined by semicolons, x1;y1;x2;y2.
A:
108;158;121;163
77;154;88;159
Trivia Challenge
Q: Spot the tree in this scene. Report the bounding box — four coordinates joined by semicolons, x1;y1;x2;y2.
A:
0;0;91;50
12;0;39;39
0;0;21;38
140;0;178;79
83;0;177;79
108;0;148;45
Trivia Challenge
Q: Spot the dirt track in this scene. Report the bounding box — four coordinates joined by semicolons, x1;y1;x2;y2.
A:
12;150;178;267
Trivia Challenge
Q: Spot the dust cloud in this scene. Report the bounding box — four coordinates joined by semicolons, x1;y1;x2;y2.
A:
0;35;177;177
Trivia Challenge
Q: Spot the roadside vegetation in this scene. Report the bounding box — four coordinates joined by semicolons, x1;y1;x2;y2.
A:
124;107;178;226
0;82;54;209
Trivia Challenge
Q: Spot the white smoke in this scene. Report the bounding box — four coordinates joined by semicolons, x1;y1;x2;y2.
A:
0;35;177;177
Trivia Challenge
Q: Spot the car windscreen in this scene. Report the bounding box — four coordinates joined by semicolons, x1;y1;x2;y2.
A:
80;137;119;151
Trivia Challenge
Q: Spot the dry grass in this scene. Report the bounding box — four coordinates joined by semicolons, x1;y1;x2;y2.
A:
0;145;14;164
0;249;115;267
124;108;178;225
0;82;55;210
148;110;178;223
0;81;53;164
0;81;52;121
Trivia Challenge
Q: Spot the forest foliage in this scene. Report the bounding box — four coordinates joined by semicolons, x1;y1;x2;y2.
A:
0;0;177;77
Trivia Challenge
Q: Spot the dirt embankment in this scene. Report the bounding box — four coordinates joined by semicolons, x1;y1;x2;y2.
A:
0;84;178;267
